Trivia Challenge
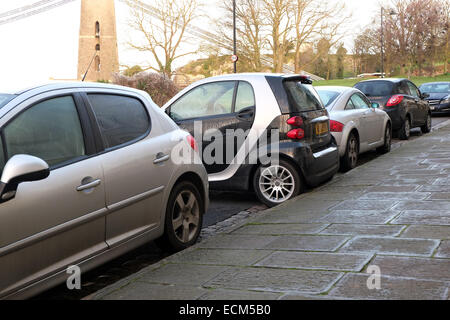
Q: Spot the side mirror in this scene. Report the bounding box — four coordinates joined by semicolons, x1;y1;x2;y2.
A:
421;92;430;99
0;155;50;202
371;102;380;109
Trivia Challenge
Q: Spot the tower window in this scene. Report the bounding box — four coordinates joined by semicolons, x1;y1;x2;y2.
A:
95;21;100;38
96;44;100;51
95;56;101;72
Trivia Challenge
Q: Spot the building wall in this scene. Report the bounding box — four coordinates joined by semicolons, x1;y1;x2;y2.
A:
77;0;119;82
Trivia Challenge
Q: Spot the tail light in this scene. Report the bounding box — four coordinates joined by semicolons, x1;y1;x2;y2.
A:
186;135;198;152
330;120;344;132
287;116;303;127
287;128;305;140
386;95;404;107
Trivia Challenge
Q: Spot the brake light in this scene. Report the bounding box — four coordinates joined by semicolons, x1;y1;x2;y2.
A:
186;135;198;152
287;116;303;127
287;128;305;140
330;120;344;132
386;95;404;107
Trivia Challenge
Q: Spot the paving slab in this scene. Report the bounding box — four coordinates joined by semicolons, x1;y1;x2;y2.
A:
428;192;450;200
231;223;328;235
369;255;450;281
400;225;450;239
320;224;404;237
100;282;207;300
167;249;273;266
263;235;348;252
136;264;229;286
198;289;282;300
254;251;372;272
391;210;450;226
328;273;448;300
359;192;430;200
319;210;400;224
197;234;279;250
435;240;450;258
394;200;450;211
204;267;343;294
331;200;397;211
339;236;440;257
366;185;419;192
254;210;330;224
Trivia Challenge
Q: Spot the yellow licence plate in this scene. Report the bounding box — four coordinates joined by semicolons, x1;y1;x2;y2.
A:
315;122;329;135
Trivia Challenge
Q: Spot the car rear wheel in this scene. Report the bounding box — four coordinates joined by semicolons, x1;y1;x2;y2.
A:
421;113;432;133
399;116;411;140
377;123;391;154
156;181;204;252
253;159;303;208
341;133;359;172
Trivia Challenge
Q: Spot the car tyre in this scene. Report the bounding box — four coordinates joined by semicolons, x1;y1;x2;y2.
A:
156;181;204;253
253;159;303;208
398;116;411;140
377;123;391;154
341;132;359;172
421;112;432;133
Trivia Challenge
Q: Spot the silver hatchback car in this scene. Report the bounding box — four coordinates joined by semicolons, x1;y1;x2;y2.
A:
0;82;208;299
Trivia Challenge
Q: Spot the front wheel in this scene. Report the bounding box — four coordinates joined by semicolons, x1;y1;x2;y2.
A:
156;181;204;253
421;113;432;133
253;159;303;208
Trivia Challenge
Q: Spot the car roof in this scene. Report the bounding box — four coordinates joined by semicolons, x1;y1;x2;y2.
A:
356;78;405;84
3;81;143;95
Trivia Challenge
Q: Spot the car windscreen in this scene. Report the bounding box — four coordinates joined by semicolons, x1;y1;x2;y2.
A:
0;94;15;109
284;81;323;112
354;81;394;97
419;83;450;94
317;90;340;107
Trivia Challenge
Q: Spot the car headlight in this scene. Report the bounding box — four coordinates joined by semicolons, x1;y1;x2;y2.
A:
442;95;450;104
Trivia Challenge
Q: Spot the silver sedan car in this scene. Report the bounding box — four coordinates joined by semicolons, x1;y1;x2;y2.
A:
316;86;392;171
0;82;208;299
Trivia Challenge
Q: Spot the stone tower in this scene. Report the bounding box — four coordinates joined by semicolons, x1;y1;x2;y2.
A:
77;0;119;82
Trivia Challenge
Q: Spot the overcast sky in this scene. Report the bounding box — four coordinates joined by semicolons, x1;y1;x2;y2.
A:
0;0;385;89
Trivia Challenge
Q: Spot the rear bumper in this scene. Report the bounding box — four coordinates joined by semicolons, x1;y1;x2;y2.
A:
383;108;403;130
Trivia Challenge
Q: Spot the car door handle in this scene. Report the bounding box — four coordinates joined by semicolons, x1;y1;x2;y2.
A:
154;153;170;164
236;108;255;121
76;179;101;192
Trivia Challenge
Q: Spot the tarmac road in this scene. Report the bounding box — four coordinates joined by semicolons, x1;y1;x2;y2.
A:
35;115;450;300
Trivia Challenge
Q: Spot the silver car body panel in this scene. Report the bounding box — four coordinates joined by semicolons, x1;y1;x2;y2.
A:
316;86;391;157
0;82;208;299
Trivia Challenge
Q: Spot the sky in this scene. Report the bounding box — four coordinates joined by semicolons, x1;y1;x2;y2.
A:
0;0;384;90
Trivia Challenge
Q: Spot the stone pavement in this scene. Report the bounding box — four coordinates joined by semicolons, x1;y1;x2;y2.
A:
90;125;450;300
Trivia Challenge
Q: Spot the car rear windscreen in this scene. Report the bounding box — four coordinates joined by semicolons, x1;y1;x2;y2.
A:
0;94;15;109
354;81;394;97
317;90;340;107
284;81;323;112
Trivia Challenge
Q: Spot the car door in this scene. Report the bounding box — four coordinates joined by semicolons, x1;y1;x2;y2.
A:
407;81;428;125
83;92;174;247
0;93;107;297
167;81;255;174
350;93;382;145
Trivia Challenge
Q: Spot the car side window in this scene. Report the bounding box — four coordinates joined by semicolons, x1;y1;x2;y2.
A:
345;98;355;110
398;81;410;95
235;82;255;113
351;94;370;109
407;82;420;98
3;96;86;167
169;81;235;120
88;94;150;149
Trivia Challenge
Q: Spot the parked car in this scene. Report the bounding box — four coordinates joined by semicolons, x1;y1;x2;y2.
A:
0;82;208;299
316;86;392;171
162;74;339;207
419;82;450;114
354;78;431;140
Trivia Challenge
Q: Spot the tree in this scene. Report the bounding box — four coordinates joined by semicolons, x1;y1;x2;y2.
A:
123;65;144;77
126;0;199;76
336;44;347;79
292;0;350;73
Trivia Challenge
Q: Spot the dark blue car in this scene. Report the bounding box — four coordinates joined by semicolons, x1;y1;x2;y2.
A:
419;82;450;114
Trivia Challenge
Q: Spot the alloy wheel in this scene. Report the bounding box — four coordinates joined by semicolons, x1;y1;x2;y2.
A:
259;165;295;204
405;119;411;138
172;190;200;244
348;137;358;168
